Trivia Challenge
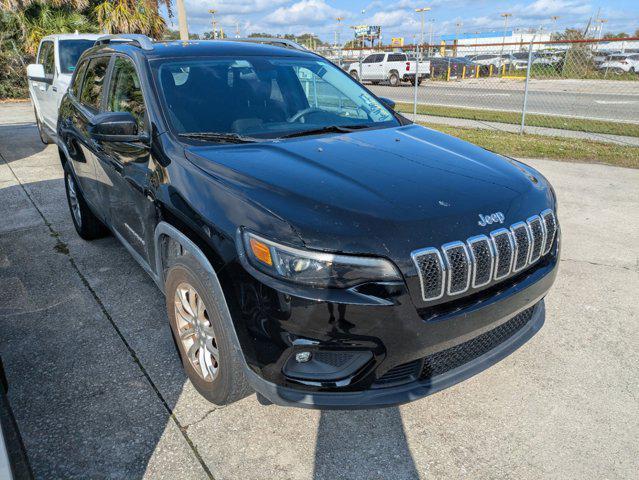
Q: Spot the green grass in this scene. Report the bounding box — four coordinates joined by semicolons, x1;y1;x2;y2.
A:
396;102;639;138
420;122;639;169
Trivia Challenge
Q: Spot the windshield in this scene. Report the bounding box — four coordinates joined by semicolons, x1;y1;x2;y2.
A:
58;40;96;74
153;56;398;139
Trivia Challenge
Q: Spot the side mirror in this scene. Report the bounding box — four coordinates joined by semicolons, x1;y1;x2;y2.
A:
89;112;146;143
27;63;50;84
379;97;396;110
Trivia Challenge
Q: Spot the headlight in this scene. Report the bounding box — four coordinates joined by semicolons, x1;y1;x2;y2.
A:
242;231;402;288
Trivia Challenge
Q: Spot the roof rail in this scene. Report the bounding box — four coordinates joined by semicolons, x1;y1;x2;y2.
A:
228;37;309;51
95;34;154;51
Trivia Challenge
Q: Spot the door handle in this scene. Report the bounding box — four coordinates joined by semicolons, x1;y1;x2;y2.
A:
52;86;58;92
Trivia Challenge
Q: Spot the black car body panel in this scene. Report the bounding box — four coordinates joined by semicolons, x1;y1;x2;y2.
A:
57;40;559;409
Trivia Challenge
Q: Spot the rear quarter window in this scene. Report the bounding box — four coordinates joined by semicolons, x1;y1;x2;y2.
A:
69;59;88;97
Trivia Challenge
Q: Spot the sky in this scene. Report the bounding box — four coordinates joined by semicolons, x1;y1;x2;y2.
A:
162;0;639;43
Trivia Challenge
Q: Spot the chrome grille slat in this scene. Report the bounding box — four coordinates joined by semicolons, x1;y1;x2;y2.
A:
442;242;471;295
541;209;557;255
526;215;545;264
411;248;445;301
412;209;557;302
491;228;515;280
510;222;532;272
467;235;494;288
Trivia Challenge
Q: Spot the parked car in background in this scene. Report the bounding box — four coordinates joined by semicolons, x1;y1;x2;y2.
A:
427;57;478;79
26;33;101;144
510;51;563;70
467;53;510;71
348;52;430;86
598;53;639;74
57;35;559;409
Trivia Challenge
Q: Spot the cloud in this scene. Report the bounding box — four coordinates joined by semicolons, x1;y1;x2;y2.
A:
263;0;349;28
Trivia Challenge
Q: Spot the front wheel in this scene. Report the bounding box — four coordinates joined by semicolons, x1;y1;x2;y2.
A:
63;164;108;240
165;253;252;405
349;70;359;81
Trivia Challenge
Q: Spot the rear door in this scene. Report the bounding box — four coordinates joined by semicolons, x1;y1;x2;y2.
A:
370;54;386;80
98;55;154;263
361;55;376;80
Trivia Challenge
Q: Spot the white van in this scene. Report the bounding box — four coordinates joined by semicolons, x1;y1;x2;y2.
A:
26;33;101;143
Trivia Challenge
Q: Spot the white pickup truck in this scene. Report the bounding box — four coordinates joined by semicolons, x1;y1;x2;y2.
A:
26;33;100;143
348;53;430;86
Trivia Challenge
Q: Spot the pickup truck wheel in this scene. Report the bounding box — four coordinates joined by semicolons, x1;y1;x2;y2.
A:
389;72;400;87
34;108;52;145
349;70;359;81
165;254;252;405
63;164;108;240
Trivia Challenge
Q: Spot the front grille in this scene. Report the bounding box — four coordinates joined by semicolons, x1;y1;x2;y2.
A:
411;209;557;302
373;306;536;388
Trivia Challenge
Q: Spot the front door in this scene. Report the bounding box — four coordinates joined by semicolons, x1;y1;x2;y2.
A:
97;55;155;264
33;41;56;129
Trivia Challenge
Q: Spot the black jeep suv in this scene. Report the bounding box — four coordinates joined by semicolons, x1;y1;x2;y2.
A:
56;35;559;409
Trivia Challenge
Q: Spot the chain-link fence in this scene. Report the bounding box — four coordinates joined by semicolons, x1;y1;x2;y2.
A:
325;37;639;139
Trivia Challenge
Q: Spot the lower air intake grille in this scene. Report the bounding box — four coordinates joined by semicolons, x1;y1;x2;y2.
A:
373;306;536;388
420;306;535;380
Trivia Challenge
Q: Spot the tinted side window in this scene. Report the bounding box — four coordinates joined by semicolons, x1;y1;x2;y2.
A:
38;41;55;78
388;54;406;62
69;60;88;97
107;56;146;131
362;55;375;63
80;56;110;111
373;54;385;62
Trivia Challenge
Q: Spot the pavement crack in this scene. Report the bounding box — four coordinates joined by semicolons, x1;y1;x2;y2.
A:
182;408;223;430
0;153;215;480
559;257;638;273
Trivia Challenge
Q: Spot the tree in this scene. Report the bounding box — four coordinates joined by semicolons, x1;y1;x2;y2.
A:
635;28;639;38
94;0;172;38
18;2;95;53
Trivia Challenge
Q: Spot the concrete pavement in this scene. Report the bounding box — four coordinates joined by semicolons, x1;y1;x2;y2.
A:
0;102;638;479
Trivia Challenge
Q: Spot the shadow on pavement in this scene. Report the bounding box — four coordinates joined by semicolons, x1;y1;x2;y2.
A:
0;123;46;164
314;408;420;480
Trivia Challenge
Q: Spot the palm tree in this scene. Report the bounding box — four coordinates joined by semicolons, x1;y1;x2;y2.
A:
94;0;171;38
16;2;95;53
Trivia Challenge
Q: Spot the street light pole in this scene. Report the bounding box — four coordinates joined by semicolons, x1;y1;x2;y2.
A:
176;0;189;41
500;12;512;65
415;7;431;60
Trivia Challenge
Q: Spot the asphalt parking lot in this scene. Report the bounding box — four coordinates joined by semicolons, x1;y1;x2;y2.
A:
0;101;637;479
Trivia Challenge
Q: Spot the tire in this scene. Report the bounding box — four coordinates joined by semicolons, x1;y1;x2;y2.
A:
34;108;52;145
63;163;108;240
349;70;359;81
165;253;252;405
370;80;380;85
389;72;400;87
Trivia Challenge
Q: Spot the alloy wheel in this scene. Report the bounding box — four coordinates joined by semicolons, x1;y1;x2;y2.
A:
174;283;220;382
66;174;81;226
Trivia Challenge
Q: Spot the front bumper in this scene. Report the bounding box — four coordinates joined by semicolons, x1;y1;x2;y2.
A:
246;302;545;409
224;241;558;409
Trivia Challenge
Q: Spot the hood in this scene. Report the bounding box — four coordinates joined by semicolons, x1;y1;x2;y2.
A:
185;124;554;271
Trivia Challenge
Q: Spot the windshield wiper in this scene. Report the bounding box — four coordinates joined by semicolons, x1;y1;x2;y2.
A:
178;132;262;143
279;124;372;139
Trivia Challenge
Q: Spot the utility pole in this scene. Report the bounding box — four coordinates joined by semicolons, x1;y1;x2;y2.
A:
455;21;462;56
176;0;189;41
235;22;240;38
428;18;434;56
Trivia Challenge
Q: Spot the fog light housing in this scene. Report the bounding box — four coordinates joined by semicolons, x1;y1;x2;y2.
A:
295;351;312;363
